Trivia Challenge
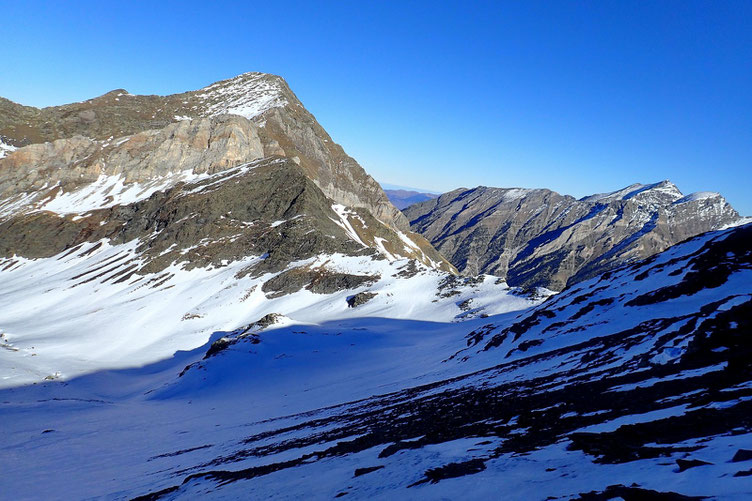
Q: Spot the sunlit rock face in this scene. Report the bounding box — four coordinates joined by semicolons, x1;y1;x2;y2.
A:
0;72;407;231
405;180;740;290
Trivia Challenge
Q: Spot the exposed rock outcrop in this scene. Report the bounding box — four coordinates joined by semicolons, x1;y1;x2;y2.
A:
347;291;378;308
0;157;452;277
0;115;264;207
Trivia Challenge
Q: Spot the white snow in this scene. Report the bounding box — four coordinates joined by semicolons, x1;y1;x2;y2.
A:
0;222;749;500
397;230;421;251
0;240;539;388
270;215;303;228
196;72;288;121
330;203;368;247
499;187;533;201
373;236;397;261
581;181;683;204
0;138;17;158
0;159;279;220
720;217;752;230
40;170;206;214
675;191;721;203
607;362;728;393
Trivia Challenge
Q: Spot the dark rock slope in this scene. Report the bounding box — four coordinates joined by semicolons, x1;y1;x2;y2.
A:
1;158;405;275
404;181;740;290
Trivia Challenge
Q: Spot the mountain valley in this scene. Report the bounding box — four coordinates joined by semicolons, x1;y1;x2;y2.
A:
0;72;750;500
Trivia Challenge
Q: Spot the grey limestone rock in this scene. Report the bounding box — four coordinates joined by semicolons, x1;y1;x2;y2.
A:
405;181;740;290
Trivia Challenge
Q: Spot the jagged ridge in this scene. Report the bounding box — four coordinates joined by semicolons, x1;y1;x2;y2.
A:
404;180;740;290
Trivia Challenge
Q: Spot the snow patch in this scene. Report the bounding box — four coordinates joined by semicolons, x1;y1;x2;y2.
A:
0;138;17;159
674;191;722;204
330;204;368;248
196;72;287;121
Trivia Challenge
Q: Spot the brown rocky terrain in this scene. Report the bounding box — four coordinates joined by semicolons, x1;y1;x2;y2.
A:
0;72;406;230
0;72;455;292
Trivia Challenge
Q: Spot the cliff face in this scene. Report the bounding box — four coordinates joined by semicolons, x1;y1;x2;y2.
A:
404;181;740;290
0;72;457;289
0;116;263;204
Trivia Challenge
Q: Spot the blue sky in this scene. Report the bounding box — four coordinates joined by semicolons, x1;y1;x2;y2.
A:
3;1;750;214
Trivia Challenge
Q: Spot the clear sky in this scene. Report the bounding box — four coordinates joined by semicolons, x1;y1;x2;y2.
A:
2;1;750;214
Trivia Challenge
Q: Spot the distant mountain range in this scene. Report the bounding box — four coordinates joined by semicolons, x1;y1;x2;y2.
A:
404;181;741;290
384;188;439;209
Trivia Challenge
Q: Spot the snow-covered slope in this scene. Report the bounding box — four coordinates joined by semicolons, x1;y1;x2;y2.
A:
1;224;749;500
194;72;289;120
0;234;535;388
579;180;684;204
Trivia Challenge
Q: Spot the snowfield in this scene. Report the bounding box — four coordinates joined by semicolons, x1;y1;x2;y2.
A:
0;224;750;500
0;239;540;388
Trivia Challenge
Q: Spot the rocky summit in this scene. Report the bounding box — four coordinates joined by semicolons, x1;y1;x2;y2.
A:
0;73;454;276
0;72;407;230
404;181;740;290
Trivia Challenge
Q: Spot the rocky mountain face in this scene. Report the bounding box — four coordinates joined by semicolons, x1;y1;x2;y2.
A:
0;72;407;230
384;188;439;210
0;72;476;390
404;181;740;290
0;73;454;282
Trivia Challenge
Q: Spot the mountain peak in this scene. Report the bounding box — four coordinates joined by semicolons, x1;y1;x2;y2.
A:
194;72;289;120
200;71;286;91
674;190;722;203
102;88;130;97
580;180;683;204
